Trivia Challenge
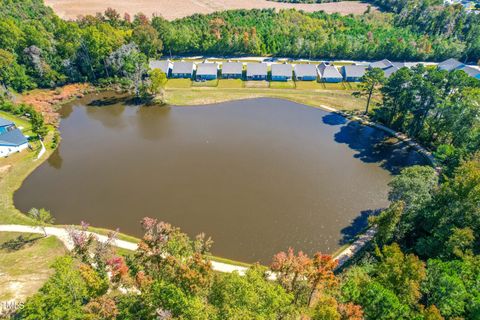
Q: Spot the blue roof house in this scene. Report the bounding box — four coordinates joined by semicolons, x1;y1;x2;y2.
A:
0;118;29;157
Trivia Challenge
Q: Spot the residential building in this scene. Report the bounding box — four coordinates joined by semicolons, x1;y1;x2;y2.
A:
318;62;343;83
149;60;173;76
0;118;29;157
271;64;293;81
294;64;318;81
437;58;464;71
171;61;196;79
341;65;367;82
246;63;268;80
437;58;480;80
221;62;243;79
196;63;218;81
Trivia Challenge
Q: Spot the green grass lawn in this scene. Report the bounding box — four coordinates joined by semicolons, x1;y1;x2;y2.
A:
0;232;66;301
245;81;270;88
294;81;323;90
165;86;366;111
270;81;296;89
346;82;362;90
166;78;192;88
324;82;348;90
217;79;244;88
191;79;219;87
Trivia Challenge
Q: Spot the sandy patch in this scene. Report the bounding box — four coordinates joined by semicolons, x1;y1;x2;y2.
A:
44;0;375;20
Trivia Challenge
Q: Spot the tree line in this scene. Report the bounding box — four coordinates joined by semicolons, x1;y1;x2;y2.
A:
1;0;479;96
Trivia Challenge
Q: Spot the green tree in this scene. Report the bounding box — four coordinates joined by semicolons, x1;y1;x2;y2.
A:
17;256;90;319
29;109;48;138
210;266;295;319
131;24;163;58
353;68;385;114
27;208;54;237
369;201;404;246
373;244;426;307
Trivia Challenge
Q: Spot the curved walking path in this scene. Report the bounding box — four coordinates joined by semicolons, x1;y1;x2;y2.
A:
0;224;248;275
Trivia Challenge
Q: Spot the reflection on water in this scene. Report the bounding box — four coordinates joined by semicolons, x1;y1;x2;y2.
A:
15;94;427;263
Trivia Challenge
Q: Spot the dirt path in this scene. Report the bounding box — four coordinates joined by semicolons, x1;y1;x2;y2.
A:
44;0;375;20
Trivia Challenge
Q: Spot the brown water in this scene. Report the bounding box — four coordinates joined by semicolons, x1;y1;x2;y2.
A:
14;94;427;263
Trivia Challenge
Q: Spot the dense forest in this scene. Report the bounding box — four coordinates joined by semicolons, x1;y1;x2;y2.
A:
266;0;480;62
1;0;480;95
1;0;480;319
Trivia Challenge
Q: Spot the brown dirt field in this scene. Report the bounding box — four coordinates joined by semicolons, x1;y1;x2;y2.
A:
44;0;375;20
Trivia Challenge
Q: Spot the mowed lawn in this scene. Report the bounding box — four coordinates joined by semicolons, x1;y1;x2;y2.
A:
166;78;192;88
217;79;245;88
270;81;296;89
0;232;66;302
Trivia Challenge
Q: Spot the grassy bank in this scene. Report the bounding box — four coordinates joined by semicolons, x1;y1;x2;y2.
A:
164;82;367;111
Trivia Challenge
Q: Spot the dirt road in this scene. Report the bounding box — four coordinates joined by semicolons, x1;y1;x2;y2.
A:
45;0;374;20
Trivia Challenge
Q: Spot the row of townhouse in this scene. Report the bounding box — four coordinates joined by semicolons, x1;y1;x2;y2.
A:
149;58;480;83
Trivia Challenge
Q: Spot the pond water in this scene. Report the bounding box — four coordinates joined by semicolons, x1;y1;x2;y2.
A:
14;94;427;263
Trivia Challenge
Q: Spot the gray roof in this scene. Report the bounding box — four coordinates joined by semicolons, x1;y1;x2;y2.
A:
0;128;28;146
458;65;480;78
391;62;407;69
294;64;318;78
222;62;243;75
172;61;195;75
149;60;172;74
370;59;393;69
438;58;464;71
271;64;293;77
383;66;400;78
342;65;367;78
246;63;267;77
0;118;14;127
196;63;218;76
318;62;342;79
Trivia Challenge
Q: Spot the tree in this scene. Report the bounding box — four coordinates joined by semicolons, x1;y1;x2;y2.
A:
270;247;312;304
27;208;54;237
143;68;167;103
134;218;213;295
373;243;426;307
29;109;48;138
17;256;91;319
307;253;338;307
209;266;295;319
131;24;163;58
423;258;480;318
369;201;404;246
388;166;438;212
352;67;385;114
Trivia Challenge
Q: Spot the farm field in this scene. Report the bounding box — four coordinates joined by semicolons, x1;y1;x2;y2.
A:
44;0;375;20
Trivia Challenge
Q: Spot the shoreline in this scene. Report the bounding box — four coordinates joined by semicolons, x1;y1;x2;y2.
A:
2;86;435;272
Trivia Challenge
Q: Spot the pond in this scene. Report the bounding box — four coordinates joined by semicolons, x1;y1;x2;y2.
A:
14;94;427;263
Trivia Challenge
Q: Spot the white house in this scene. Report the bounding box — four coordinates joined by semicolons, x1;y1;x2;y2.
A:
0;118;29;157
